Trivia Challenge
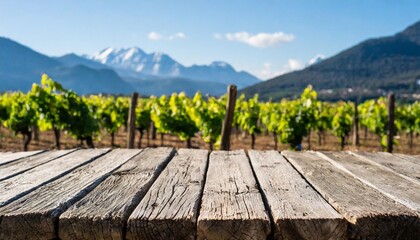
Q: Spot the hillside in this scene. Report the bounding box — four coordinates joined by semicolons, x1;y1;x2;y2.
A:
0;37;61;91
241;21;420;101
127;77;227;97
0;37;134;94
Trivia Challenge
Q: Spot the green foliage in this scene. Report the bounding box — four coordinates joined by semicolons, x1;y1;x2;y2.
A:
313;102;333;133
28;74;67;131
2;77;420;152
331;102;354;148
135;98;152;132
358;98;390;148
151;93;198;142
85;95;126;135
1;92;37;134
236;94;261;135
187;92;226;147
396;101;420;135
61;90;99;140
259;101;282;135
0;94;10;123
277;85;318;149
150;95;172;135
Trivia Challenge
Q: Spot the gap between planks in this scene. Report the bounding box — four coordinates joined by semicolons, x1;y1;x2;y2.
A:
282;150;420;240
196;150;271;240
126;148;208;240
0;150;45;166
248;150;347;240
0;149;77;182
319;151;420;213
0;148;143;240
0;148;111;207
59;147;176;240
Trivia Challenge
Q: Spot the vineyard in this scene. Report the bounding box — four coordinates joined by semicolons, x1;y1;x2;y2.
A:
0;74;419;153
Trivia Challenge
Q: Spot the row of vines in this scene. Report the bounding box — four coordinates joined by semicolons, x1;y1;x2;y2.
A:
1;74;419;151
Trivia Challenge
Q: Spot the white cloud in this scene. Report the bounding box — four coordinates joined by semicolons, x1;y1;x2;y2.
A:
149;32;188;41
258;59;303;80
307;54;326;66
213;33;223;40
169;32;188;40
148;32;163;41
257;54;327;80
224;31;294;48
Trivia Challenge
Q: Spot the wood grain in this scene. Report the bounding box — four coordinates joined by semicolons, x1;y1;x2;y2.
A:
282;150;419;240
0;149;76;181
0;150;44;166
126;148;208;240
0;152;12;157
395;153;420;166
0;148;110;207
0;149;140;240
60;147;175;240
248;150;347;240
320;151;420;213
197;150;270;240
350;151;420;184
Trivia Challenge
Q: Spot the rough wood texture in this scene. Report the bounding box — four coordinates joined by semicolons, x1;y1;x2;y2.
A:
395;153;420;166
127;92;138;149
282;150;419;240
248;150;347;240
127;148;208;240
197;150;270;240
60;147;175;240
0;148;109;207
220;85;237;150
387;93;395;153
320;151;420;213
352;100;359;146
0;150;44;166
0;149;140;240
0;152;12;157
0;149;76;181
351;151;420;183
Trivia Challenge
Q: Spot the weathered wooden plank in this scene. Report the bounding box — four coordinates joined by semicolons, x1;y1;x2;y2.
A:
0;149;76;181
0;148;110;207
197;150;270;240
0;150;44;166
126;148;208;240
351;151;420;183
60;147;176;240
0;149;141;240
395;153;420;166
320;151;420;213
248;150;347;240
282;150;419;240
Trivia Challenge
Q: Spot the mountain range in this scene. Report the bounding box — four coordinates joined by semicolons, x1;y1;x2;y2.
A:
241;20;420;101
2;20;420;100
0;38;261;95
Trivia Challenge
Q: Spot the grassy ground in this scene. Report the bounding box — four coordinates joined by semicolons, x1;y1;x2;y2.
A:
1;126;419;154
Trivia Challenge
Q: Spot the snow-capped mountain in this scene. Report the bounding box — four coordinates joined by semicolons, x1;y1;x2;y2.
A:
88;47;261;89
89;47;182;77
0;37;134;94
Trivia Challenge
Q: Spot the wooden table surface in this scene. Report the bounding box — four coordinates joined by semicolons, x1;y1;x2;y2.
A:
0;148;419;240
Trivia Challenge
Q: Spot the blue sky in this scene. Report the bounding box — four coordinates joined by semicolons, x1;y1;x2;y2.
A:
1;0;419;79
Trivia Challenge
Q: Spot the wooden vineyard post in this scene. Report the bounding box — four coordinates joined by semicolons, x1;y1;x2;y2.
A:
220;85;237;150
353;99;359;147
127;92;138;149
387;93;395;153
